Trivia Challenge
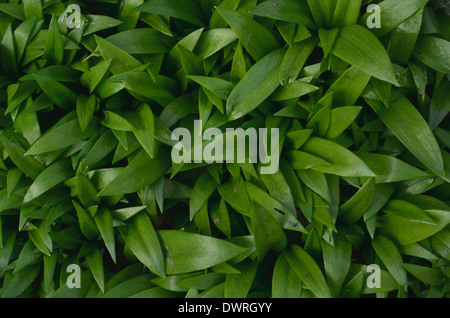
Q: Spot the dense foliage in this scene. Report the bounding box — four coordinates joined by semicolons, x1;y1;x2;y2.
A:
0;0;449;298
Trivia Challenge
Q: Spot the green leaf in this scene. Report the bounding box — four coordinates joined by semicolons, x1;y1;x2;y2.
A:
322;236;352;297
387;8;423;65
126;104;156;158
331;25;399;86
251;202;287;260
26;118;98;155
279;38;316;86
216;7;280;61
99;149;170;196
429;78;450;131
285;244;332;298
23;0;42;21
413;36;450;73
383;200;436;225
1;264;40;298
272;253;303;298
190;170;217;220
43;16;64;65
325;106;362;139
95;35;142;75
302;137;376;177
194;28;238;60
368;96;445;176
251;0;316;29
261;169;296;216
227;48;284;120
159;230;248;275
77;95;98;133
23;159;73;203
224;260;258;298
94;207;116;263
33;75;77;109
403;263;446;286
106;29;171;54
73;200;99;240
357;152;429;183
86;249;105;293
84;15;123;36
120;212;166;278
28;224;53;256
372;235;408;291
1;24;18;78
339;178;375;224
359;0;430;38
378;209;450;245
81;59;112;94
135;0;204;27
0;135;44;179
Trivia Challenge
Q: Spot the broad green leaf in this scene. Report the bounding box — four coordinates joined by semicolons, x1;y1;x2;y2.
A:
431;230;450;261
413;36;450;73
279;38;316;86
372;235;408;291
227;48;284;120
217;176;251;217
190;170;217;220
245;181;307;233
285;244;332;298
94;208;116;263
28;224;53;256
224;260;258;298
95;35;142;75
302;137;376;177
331;25;399;86
77;95;98;133
251;202;287;260
33;75;77;109
322;236;352;297
387;8;423;65
86;249;105;293
158;230;248;275
251;0;316;29
126;104;156;158
26;118;98;155
23;159;73;203
357;152;429;183
135;0;204;26
84;15;123;36
106;29;171;54
325;106;362;139
100;111;135;131
81;59;112;94
0;135;44;179
194;28;238;60
368;96;445;176
403;263;446;286
178;273;226;290
359;0;430;38
1;24;18;77
120;212;166;278
1;264;40;298
272;253;303;298
378;209;450;245
73;200;99;240
23;0;42;21
43;16;63;65
216;7;280;61
99;149;170;196
383;200;436;225
429;79;450;131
